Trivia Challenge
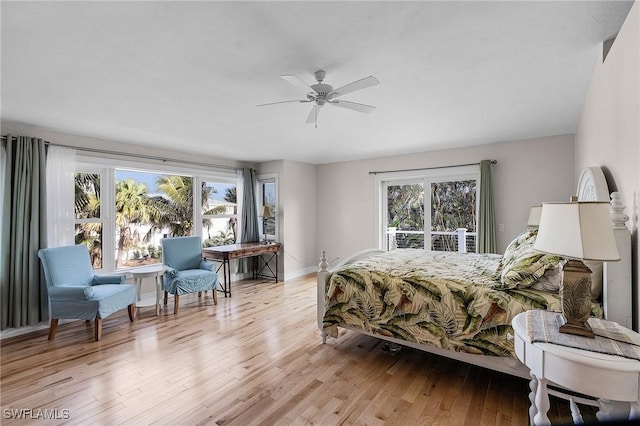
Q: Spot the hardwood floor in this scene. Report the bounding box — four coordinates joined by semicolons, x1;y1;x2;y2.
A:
1;274;589;425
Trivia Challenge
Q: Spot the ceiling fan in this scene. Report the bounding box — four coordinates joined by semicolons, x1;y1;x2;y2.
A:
257;70;380;127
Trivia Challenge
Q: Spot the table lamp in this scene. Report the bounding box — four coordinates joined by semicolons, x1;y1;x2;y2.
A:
260;205;273;244
527;206;542;228
534;201;619;338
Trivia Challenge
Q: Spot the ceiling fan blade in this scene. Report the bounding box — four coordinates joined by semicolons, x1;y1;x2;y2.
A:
257;99;311;107
281;75;317;95
329;99;376;114
329;76;380;98
305;105;318;125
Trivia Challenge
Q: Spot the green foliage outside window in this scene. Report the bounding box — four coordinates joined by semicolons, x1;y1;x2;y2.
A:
74;171;237;269
386;179;477;252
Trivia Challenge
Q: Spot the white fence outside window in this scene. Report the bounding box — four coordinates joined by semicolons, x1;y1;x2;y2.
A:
387;228;476;253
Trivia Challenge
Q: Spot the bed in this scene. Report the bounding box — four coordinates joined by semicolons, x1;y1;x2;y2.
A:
316;167;632;379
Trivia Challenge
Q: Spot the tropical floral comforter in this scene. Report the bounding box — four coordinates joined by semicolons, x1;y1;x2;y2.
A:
323;249;602;358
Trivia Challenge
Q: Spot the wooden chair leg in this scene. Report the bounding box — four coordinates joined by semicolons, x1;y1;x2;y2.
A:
94;319;103;341
212;289;217;305
128;304;136;321
164;291;168;305
174;294;179;315
48;318;59;340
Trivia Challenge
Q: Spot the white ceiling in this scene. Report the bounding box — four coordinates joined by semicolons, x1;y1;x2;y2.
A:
1;1;633;165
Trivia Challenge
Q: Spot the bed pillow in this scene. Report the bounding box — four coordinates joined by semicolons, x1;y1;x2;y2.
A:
496;229;564;290
529;259;603;300
496;229;537;273
584;260;603;300
530;262;564;292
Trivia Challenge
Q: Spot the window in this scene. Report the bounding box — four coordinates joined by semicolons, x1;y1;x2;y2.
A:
257;174;277;241
202;178;238;247
73;159;237;271
74;172;104;268
114;170;195;268
386;181;425;249
377;165;479;253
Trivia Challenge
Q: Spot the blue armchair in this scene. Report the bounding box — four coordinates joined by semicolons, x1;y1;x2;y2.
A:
38;244;137;341
161;236;220;314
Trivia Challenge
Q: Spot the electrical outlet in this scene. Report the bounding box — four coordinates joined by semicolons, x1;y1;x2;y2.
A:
498;224;504;232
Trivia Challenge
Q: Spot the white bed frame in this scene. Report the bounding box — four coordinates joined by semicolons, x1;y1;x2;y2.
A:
317;167;633;380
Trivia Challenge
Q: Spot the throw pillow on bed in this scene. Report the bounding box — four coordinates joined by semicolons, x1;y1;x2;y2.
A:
496;229;537;273
496;229;564;290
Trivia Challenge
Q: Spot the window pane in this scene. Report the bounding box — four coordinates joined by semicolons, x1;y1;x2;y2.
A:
115;170;193;268
75;173;100;219
75;223;102;269
202;181;237;216
203;218;237;246
431;180;476;252
387;183;424;249
261;182;276;235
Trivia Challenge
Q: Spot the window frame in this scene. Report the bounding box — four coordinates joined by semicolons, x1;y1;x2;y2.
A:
256;173;278;242
200;175;239;246
75;155;237;272
374;165;480;251
74;165;111;271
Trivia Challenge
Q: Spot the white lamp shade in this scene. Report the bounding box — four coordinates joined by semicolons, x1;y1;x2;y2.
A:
534;202;619;261
527;206;542;227
260;205;273;218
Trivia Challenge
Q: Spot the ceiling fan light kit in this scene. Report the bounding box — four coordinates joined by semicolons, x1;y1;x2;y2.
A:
258;69;379;127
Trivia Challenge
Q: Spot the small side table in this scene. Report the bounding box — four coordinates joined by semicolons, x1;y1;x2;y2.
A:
512;311;640;425
130;265;165;316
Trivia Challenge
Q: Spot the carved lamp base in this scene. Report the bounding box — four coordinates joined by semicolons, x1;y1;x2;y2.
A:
559;259;594;338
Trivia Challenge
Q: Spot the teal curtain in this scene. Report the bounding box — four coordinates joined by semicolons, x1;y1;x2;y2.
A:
477;160;497;254
238;168;259;273
1;135;48;329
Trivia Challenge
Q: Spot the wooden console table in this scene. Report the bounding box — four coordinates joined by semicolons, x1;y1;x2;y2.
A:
202;242;281;297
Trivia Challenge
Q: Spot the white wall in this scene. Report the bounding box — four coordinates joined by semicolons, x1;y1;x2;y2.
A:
574;1;639;330
282;160;317;279
256;160;317;280
316;135;575;264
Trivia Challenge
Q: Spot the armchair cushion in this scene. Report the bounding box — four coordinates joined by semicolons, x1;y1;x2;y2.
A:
165;267;180;278
162;236;204;271
88;285;138;319
200;261;216;272
162;269;219;296
49;284;136;320
48;286;94;301
92;275;126;285
38;244;95;287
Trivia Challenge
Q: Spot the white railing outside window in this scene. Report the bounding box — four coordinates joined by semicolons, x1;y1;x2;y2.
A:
386;228;476;253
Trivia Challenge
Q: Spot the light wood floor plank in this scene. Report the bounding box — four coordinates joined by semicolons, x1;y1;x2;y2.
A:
1;275;592;425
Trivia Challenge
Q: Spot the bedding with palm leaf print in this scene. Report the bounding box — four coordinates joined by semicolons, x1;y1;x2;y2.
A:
323;249;603;358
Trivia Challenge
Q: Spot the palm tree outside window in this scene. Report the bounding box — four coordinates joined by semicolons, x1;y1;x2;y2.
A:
74;166;239;271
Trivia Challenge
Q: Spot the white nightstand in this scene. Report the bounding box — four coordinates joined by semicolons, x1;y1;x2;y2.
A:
130;264;165;316
512;311;640;425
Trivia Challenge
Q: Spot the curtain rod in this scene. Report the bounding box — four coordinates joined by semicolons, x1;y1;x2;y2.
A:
368;160;496;175
1;135;240;171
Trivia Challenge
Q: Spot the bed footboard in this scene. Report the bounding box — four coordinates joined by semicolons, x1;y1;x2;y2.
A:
317;249;385;341
317;251;330;342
